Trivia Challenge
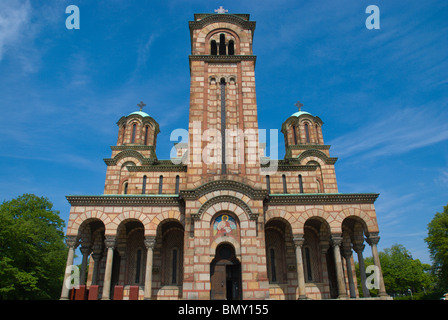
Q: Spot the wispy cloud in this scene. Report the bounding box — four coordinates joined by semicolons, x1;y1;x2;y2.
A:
330;107;448;162
0;0;31;60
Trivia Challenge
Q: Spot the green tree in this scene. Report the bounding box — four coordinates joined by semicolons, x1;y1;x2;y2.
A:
356;244;436;298
0;194;68;299
425;203;448;291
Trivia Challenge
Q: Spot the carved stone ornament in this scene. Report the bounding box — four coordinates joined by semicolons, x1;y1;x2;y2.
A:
144;237;156;249
104;236;116;249
293;236;305;248
65;236;78;248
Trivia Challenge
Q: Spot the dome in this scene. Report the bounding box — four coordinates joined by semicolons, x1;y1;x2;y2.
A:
290;110;311;118
127;110;150;118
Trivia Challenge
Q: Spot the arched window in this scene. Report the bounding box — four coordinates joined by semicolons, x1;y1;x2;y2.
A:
315;124;320;144
158;175;163;194
219;34;226;55
122;125;126;144
175;175;180;194
266;175;271;194
282;174;287;194
123;182;128;195
228;40;235;55
305;247;313;281
142;175;147;195
131;123;137;144
144;125;149;145
299;174;304;193
171;248;178;284
135;249;142;283
316;179;322;193
210;40;217;55
269;248;277;282
292;125;297;145
304;123;310;143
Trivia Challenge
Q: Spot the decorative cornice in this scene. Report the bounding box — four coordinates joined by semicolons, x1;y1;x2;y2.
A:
127;164;187;172
180;179;268;200
189;55;257;64
66;195;181;206
104;149;156;166
265;193;379;205
287;144;331;151
261;163;318;172
111;145;154;151
189;14;256;32
295;149;338;165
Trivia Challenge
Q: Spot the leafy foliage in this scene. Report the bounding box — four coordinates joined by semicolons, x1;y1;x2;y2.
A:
0;194;68;299
425;203;448;291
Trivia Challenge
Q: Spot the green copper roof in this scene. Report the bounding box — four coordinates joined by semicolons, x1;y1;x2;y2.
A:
290;110;312;117
127;111;150;117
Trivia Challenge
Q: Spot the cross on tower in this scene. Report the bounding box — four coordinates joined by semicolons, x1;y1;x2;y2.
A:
137;101;146;112
295;101;304;112
214;6;228;14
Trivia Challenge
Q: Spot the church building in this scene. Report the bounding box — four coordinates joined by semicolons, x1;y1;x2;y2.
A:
61;9;389;300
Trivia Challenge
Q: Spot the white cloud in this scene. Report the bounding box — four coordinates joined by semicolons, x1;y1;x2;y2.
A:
330;107;448;162
0;0;31;60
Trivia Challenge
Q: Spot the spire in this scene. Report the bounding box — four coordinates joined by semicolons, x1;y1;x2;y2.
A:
137;101;146;112
295;101;304;112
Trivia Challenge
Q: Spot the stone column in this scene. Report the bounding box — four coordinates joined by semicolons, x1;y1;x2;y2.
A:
353;243;370;297
342;246;356;298
331;235;348;299
293;236;307;299
366;234;388;297
79;245;92;285
91;252;102;285
144;236;156;300
101;236;116;300
60;236;78;300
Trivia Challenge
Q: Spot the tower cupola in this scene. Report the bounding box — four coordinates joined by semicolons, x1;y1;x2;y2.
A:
116;101;160;148
281;101;324;149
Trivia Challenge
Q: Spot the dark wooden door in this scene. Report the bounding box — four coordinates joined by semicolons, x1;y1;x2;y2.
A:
211;263;226;300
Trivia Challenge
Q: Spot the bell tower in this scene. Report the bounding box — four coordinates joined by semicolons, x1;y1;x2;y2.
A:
186;9;260;187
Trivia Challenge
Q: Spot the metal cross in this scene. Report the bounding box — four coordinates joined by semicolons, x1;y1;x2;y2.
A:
295;101;304;112
137;101;146;112
214;6;228;14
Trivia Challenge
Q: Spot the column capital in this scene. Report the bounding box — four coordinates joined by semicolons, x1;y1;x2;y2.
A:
293;235;305;248
104;236;116;249
342;247;353;259
80;245;92;255
366;233;380;246
353;243;365;253
330;235;343;247
91;252;103;261
65;235;78;248
144;236;156;249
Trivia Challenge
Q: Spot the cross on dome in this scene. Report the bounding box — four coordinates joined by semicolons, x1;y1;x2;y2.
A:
137;101;146;112
295;101;304;112
215;6;228;14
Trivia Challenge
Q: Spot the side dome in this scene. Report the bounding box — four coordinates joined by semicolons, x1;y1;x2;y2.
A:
281;103;324;147
115;102;160;147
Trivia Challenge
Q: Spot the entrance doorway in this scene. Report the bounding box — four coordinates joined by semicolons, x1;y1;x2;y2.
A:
210;243;241;300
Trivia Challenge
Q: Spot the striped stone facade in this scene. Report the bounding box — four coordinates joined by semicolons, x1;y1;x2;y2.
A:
61;11;388;300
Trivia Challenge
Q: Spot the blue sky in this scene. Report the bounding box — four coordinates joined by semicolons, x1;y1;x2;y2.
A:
0;0;447;265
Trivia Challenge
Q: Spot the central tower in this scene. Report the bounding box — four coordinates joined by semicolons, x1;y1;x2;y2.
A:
187;11;260;187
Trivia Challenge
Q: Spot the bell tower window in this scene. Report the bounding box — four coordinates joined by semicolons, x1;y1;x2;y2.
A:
210;40;217;55
305;123;310;143
219;34;226;55
228;40;235;55
131;123;137;144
